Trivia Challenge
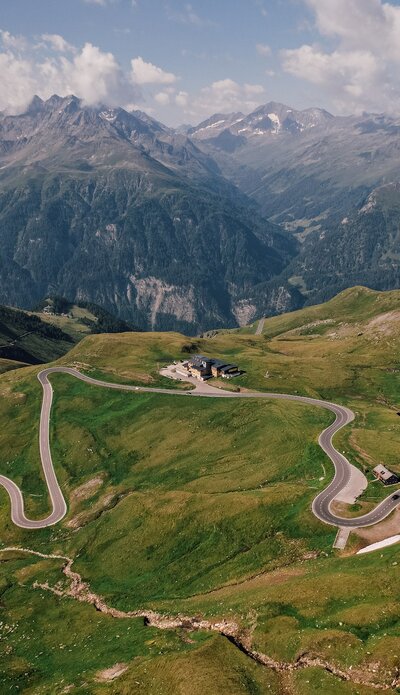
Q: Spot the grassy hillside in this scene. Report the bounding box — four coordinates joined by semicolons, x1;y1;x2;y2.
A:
0;304;74;371
0;286;400;693
0;298;137;373
247;285;400;337
33;296;138;341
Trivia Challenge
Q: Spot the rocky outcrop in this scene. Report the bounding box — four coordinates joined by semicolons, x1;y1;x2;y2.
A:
2;547;398;691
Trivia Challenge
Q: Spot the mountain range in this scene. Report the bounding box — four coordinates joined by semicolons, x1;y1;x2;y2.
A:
190;101;400;306
0;95;399;331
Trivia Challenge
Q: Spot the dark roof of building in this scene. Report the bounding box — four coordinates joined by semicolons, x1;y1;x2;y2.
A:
220;364;238;373
373;465;399;481
189;355;212;368
189;355;239;371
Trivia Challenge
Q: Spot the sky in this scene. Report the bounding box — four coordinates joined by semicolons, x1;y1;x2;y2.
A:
2;0;400;125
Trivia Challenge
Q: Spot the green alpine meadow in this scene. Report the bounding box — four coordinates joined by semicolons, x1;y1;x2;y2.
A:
0;287;399;693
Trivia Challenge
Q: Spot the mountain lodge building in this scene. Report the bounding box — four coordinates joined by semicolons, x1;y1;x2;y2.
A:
183;355;240;381
373;465;400;485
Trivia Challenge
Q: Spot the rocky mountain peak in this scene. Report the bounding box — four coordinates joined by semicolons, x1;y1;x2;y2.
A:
25;95;45;114
0;94;219;179
188;112;245;140
189;101;335;148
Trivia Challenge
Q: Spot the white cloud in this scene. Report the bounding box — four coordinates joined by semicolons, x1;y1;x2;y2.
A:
0;30;28;51
63;43;130;105
0;29;184;118
255;0;267;17
0;52;39;114
131;56;178;85
256;43;271;56
167;3;211;27
154;91;170;105
283;45;378;90
175;91;189;107
0;27;266;124
189;78;265;117
0;33;140;114
125;101;156;115
282;0;400;114
41;34;75;53
181;4;203;25
243;83;264;96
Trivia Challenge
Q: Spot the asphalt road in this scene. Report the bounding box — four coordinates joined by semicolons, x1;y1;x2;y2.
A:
1;366;399;530
0;371;67;529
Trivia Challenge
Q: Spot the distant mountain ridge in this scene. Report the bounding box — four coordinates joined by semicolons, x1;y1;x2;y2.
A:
288;181;400;306
1;94;399;330
188;100;400;225
0;94;298;333
188;100;400;306
189;102;334;143
0;93;218;180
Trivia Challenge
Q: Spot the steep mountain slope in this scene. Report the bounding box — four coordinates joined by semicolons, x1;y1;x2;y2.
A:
0;95;298;332
0;298;136;370
192;104;400;230
190;103;400;310
285;182;400;304
34;296;138;339
188;111;245;140
0;304;73;367
247;285;400;338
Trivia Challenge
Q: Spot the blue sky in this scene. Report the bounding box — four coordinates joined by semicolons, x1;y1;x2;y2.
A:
2;0;400;124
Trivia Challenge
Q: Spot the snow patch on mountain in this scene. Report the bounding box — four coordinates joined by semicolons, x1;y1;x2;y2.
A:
100;110;117;122
268;113;281;133
196;120;227;133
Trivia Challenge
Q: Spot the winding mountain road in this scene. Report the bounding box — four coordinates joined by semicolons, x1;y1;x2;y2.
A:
1;366;399;530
